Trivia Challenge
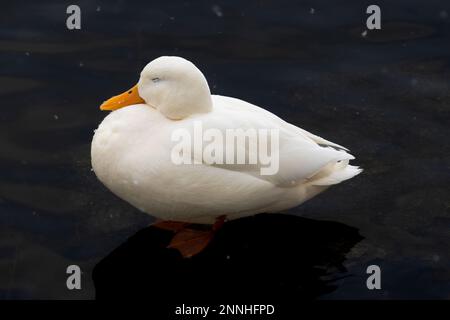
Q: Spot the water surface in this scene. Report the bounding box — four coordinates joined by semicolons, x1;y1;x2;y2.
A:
0;0;449;299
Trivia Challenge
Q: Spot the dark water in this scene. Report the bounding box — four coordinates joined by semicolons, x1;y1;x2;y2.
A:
0;0;449;299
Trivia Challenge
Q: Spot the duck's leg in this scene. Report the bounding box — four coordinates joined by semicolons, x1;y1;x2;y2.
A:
167;216;227;258
152;219;191;232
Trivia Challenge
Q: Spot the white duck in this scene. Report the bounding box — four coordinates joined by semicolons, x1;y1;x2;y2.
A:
91;56;361;256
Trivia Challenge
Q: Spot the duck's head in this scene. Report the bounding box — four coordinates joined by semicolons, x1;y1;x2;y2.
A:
100;56;213;120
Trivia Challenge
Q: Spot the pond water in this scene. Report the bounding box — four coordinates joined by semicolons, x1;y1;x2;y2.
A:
0;0;449;299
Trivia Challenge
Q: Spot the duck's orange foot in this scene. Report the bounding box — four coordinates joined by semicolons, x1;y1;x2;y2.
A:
154;216;226;258
168;228;214;258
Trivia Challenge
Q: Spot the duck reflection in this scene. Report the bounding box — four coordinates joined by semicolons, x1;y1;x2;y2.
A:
93;214;362;301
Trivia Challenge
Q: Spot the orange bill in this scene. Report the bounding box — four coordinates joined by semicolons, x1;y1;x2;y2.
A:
100;85;145;111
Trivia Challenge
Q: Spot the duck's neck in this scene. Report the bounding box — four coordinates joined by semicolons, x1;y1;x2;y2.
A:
159;76;213;120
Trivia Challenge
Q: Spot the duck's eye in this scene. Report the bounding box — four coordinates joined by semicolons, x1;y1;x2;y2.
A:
152;77;160;83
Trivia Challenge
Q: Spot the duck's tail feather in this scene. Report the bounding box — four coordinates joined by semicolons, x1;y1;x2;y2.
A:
307;160;362;186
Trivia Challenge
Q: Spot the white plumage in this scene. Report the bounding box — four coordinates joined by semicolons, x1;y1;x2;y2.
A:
91;56;361;224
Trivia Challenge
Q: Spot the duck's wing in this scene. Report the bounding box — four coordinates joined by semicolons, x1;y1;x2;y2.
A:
294;127;349;151
187;95;360;187
213;95;349;150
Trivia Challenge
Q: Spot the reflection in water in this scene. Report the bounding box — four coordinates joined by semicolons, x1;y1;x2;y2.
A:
93;214;362;301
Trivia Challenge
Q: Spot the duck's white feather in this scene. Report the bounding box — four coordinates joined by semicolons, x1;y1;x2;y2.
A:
92;95;361;224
